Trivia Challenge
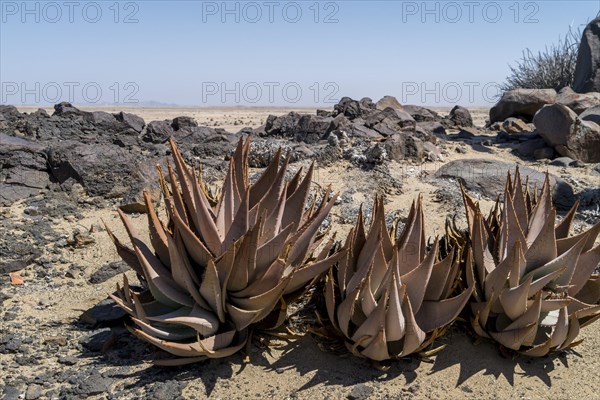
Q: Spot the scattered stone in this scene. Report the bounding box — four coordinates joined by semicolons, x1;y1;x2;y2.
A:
500;117;530;133
58;356;78;366
79;298;128;327
25;384;42;400
147;380;186;400
76;373;112;396
79;328;114;353
89;261;129;284
490;89;556;123
573;16;600;93
348;384;374;400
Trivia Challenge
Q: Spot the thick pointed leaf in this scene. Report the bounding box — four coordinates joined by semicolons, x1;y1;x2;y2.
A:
147;304;219;337
285;249;347;294
555;200;579;239
416;282;473;333
281;163;314;230
144;191;170;266
524;208;557;271
351;291;388;347
385;276;406;341
360;327;390;361
424;249;454;301
499;274;532;320
171;203;213;266
401;296;426;356
401;239;437;314
199;260;225;322
568;244;600;297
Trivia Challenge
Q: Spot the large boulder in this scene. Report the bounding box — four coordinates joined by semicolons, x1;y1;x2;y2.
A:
334;97;376;120
534;104;577;148
264;112;302;136
580;105;600;125
435;159;576;210
489;89;556;123
0;134;50;205
364;107;416;136
375;95;403;110
384;133;425;161
573;17;600;93
172;116;198;131
556;87;600;114
534;104;600;162
115;112;145;133
448;105;473;127
297;115;334;143
142;120;175;144
47;141;142;198
402;105;440;122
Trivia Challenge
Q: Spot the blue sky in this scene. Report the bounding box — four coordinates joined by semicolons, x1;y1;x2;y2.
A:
1;0;599;106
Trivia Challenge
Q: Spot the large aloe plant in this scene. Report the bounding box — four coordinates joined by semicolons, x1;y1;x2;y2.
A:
463;169;600;356
321;196;473;361
106;137;345;364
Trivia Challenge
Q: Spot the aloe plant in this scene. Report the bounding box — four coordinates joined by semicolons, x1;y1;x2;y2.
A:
321;196;473;361
106;137;345;364
463;169;600;356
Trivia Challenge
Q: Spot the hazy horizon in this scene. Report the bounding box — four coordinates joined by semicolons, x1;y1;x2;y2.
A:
2;1;599;107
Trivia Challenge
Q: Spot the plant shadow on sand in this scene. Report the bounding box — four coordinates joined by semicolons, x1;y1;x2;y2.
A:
429;328;577;388
81;322;579;396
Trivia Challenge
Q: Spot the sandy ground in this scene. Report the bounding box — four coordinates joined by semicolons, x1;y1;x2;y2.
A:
2;106;600;399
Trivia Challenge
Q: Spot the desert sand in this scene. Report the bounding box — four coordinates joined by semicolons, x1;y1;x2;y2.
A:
2;106;600;400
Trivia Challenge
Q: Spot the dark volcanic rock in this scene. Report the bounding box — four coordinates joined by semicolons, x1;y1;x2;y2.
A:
436;159;576;209
334;97;376;120
364;107;416;136
115;111;145;133
48;141;141;197
89;261;129;284
80;299;128;328
384;133;424;161
448;105;473;127
403;105;440;122
172;116;198;131
0;134;50;204
53;102;84;117
573;17;600;93
375;95;403;110
297;115;334;143
264;112;302;137
143;120;174;143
